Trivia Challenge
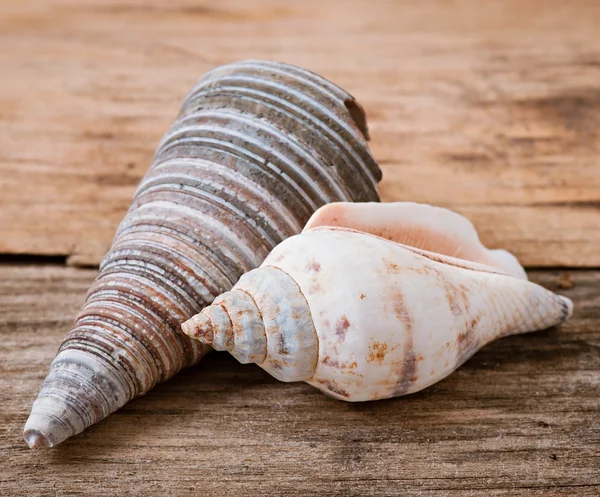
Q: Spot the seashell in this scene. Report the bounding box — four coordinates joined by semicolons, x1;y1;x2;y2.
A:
23;61;382;447
182;202;573;402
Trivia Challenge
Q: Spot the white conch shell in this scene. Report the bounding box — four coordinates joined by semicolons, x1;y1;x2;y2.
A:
182;202;572;401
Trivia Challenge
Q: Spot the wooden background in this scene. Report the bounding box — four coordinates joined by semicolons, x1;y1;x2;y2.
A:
1;0;600;267
0;0;598;495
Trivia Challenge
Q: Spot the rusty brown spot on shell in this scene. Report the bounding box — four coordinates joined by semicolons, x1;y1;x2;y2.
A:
321;356;341;368
401;265;431;276
318;379;350;398
383;258;401;275
191;322;213;343
442;278;463;316
277;334;289;355
306;259;321;272
321;355;341;368
269;359;284;371
321;356;360;375
415;265;434;276
392;290;412;323
360;293;366;300
309;283;322;295
459;284;471;313
394;351;418;397
335;315;351;340
391;289;418;397
367;342;388;364
456;314;482;366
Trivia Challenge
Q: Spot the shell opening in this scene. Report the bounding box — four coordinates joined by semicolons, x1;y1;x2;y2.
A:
303;202;528;280
343;98;370;141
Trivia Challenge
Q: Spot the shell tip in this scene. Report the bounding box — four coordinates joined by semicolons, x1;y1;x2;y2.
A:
559;296;574;323
24;429;54;449
182;313;214;345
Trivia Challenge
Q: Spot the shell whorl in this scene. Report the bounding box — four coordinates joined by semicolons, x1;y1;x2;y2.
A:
183;266;319;382
183;288;267;364
24;60;381;447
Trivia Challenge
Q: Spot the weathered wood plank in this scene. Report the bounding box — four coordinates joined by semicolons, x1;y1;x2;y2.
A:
1;0;599;267
1;263;598;495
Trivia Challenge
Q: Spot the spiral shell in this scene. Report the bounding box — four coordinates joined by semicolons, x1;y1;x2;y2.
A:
24;61;381;448
183;202;572;401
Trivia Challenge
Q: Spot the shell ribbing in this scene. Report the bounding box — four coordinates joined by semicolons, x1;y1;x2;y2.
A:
24;60;381;447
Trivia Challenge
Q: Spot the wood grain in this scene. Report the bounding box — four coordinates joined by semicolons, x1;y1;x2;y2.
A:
1;263;598;495
1;0;599;267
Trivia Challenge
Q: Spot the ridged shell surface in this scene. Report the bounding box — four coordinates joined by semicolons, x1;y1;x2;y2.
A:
24;61;381;448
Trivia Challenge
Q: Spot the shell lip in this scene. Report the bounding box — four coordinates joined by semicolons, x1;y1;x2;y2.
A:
23;429;54;449
304;226;508;276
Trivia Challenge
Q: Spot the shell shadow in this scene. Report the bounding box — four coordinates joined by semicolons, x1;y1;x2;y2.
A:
34;324;586;462
40;353;278;460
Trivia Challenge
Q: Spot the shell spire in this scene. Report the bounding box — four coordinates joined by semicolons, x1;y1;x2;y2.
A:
183;202;573;402
24;61;382;447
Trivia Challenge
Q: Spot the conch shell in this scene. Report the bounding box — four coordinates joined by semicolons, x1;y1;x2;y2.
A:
24;61;381;447
182;202;572;401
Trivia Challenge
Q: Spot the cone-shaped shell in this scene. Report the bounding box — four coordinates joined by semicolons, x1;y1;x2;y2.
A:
183;202;572;401
24;61;381;447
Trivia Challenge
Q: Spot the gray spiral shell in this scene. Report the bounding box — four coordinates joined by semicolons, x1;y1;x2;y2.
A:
23;60;382;448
